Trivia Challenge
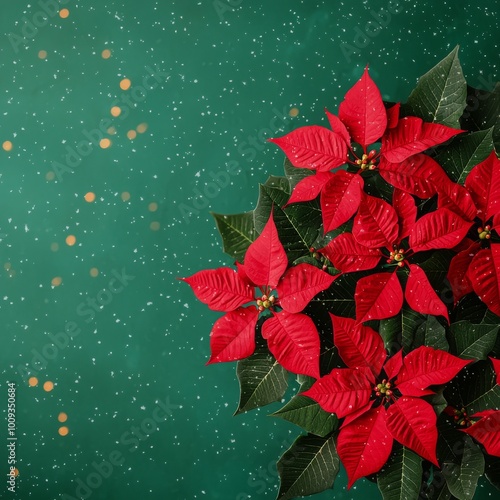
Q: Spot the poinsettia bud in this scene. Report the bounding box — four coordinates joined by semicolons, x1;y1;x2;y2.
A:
261;295;268;301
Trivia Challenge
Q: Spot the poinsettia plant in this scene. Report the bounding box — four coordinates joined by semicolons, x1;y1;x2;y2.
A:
181;47;500;499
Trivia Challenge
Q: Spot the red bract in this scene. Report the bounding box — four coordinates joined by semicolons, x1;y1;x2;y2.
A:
181;214;336;376
303;319;472;487
269;66;463;233
443;152;500;313
462;410;500;457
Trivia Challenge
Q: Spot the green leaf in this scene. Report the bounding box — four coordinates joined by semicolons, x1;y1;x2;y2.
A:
461;83;500;151
413;315;449;352
380;316;403;354
264;174;291;193
446;360;500;414
234;347;288;415
212;211;255;261
277;434;340;500
402;46;467;128
448;321;499;360
423;470;452;500
484;454;500;491
377;444;423;500
401;306;426;354
442;435;485;500
312;272;361;318
418;250;454;291
271;394;338;437
434;128;494;183
253;184;322;261
283;157;314;189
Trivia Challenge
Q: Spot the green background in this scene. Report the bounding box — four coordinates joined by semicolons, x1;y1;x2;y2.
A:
0;0;498;499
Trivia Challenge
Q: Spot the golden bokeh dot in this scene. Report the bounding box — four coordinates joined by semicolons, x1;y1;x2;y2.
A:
38;50;48;59
2;141;13;152
148;202;158;212
120;78;131;90
121;191;131;202
51;242;59;252
90;267;99;278
101;49;111;59
289;107;300;117
51;276;63;287
150;221;160;231
107;126;117;135
11;468;19;478
111;106;121;117
136;123;148;134
58;426;69;436
43;381;54;392
59;8;69;19
65;235;76;246
127;130;137;140
58;412;68;423
4;262;11;271
46;171;55;181
84;192;96;203
28;377;38;387
99;138;111;149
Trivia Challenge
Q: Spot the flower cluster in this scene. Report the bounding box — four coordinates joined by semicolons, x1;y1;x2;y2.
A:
182;52;500;499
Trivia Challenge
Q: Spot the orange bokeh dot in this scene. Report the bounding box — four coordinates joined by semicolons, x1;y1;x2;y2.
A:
84;192;96;202
58;412;68;423
66;235;76;246
90;267;99;277
59;9;69;19
148;202;158;212
136;123;148;134
107;126;117;135
28;377;38;387
51;276;62;287
11;468;19;477
127;130;137;140
100;138;111;149
43;381;54;392
121;192;131;202
111;106;121;117
58;426;69;436
150;221;160;231
46;171;55;181
120;78;131;90
101;49;111;59
2;141;13;152
51;242;59;252
38;50;48;59
289;107;300;117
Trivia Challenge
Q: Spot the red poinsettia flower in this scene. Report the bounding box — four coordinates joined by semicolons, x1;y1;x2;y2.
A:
180;213;336;378
302;314;472;487
319;189;472;323
441;151;500;315
269;66;463;233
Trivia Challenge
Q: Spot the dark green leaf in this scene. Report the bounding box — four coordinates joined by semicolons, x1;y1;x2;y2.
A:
441;435;484;500
423;470;453;500
277;434;340;499
377;444;423;500
434;128;494;183
452;294;488;324
448;321;499;360
414;315;449;352
425;389;449;417
253;184;322;261
212;211;255;261
484;454;500;491
401;306;427;354
312;272;362;318
402;46;467;128
419;250;454;291
283;157;314;189
235;347;288;415
446;360;500;414
264;175;291;193
460;83;500;151
271;394;338;437
380;316;403;354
